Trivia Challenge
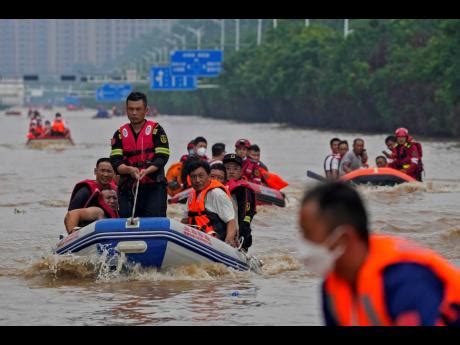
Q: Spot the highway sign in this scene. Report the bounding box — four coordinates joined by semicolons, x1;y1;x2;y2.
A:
95;83;132;101
170;50;223;77
150;67;197;91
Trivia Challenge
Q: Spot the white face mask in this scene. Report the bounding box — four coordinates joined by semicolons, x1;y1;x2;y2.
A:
298;228;345;277
197;147;207;157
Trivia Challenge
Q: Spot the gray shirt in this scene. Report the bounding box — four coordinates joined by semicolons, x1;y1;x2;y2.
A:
339;150;363;176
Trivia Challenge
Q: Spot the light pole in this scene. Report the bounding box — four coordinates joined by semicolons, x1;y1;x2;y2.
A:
305;19;310;27
273;19;277;29
257;19;262;45
184;26;202;49
173;33;187;50
211;19;225;51
235;19;240;51
344;19;353;38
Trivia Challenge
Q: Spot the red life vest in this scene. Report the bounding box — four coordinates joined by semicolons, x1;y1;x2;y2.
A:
85;190;119;219
324;234;460;326
69;179;117;208
242;159;263;184
120;120;158;184
187;179;231;237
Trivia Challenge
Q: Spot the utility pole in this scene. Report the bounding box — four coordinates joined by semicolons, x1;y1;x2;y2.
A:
273;19;277;29
305;19;310;27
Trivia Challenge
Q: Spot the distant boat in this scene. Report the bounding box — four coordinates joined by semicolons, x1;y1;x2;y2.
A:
5;110;22;116
26;136;74;149
66;104;84;111
93;109;111;119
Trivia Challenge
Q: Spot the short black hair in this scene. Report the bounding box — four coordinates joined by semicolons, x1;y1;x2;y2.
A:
188;160;211;175
330;137;341;146
353;138;364;146
385;135;396;144
194;136;207;145
210;163;227;180
96;157;112;167
339;140;348;147
248;144;260;152
212;143;226;156
302;182;369;245
126;91;147;107
375;155;387;162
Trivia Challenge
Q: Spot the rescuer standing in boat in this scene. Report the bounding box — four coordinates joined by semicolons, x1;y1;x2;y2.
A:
110;91;170;217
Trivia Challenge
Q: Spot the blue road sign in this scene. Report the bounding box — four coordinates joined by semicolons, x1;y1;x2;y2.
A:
170;50;223;77
96;83;132;101
150;67;197;91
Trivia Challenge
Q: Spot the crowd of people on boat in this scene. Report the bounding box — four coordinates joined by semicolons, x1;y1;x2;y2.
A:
64;92;288;253
323;128;424;182
27;111;70;139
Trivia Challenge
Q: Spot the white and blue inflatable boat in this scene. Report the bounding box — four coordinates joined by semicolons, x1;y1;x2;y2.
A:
53;217;262;273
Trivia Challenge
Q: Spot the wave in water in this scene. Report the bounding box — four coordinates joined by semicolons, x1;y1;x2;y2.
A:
15;250;302;284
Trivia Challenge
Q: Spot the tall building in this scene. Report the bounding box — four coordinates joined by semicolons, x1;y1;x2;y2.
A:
0;19;172;78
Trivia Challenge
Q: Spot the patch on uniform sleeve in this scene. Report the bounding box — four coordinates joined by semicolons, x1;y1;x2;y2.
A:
153;128;158;135
160;134;168;144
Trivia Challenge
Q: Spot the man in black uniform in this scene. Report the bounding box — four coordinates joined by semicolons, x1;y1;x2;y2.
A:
110;92;170;217
223;153;257;251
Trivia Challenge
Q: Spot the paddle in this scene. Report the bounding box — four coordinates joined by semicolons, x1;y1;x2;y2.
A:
306;170;328;182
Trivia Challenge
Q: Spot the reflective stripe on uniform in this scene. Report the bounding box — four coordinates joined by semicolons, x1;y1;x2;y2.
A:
244;216;251;223
155;147;170;155
110;148;123;156
411;158;419;164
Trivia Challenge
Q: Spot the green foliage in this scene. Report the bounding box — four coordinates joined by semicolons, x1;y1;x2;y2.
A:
151;19;460;137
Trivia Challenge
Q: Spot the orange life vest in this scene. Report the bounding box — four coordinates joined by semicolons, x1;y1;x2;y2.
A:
187;179;231;238
166;162;184;196
120;120;157;184
51;120;65;133
259;167;288;190
324;234;460;326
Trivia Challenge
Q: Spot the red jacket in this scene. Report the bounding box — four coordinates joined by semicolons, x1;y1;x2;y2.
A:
389;141;420;178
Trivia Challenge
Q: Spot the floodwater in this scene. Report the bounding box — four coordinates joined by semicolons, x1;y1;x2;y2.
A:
1;107;459;325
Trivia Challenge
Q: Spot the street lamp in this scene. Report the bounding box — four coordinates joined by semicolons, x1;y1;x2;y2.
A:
211;19;225;51
184;26;203;49
257;19;262;45
235;19;240;51
305;19;310;27
172;33;187;49
273;19;277;29
344;19;353;38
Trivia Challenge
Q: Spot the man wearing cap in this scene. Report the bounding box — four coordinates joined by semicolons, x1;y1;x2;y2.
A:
223;153;257;252
234;139;251;160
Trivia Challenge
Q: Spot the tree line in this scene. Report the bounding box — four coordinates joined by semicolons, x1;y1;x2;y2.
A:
142;19;460;137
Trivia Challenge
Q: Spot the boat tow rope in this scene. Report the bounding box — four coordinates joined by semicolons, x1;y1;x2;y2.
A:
129;177;140;225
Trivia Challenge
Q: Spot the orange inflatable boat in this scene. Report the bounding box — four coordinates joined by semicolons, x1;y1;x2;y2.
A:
340;167;416;186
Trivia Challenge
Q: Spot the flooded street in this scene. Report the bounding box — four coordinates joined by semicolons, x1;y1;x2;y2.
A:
1;107;460;325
